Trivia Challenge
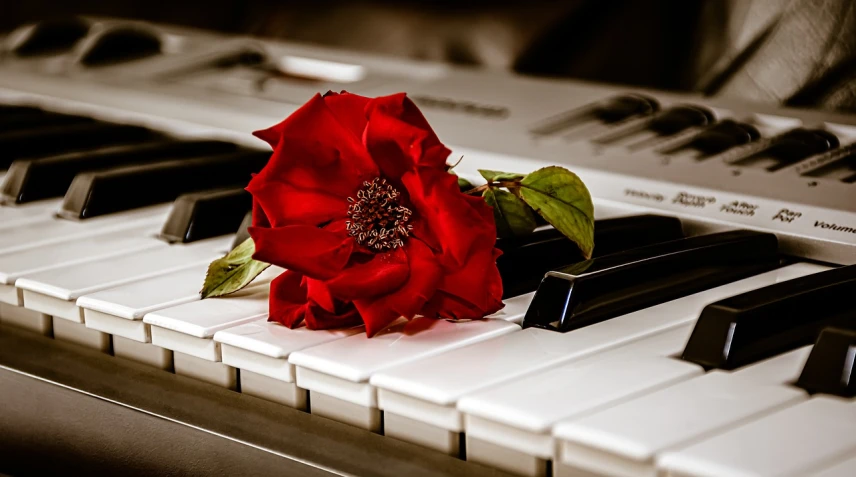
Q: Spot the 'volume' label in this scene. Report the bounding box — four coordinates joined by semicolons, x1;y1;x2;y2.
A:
815;221;856;234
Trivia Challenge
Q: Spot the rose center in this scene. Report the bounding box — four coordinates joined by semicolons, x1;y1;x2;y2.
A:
345;177;413;251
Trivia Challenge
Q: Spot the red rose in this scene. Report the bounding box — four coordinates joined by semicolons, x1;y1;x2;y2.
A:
247;92;504;336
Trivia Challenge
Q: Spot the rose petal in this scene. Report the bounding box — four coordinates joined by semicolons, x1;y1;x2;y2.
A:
251;196;271;228
304;300;364;330
247;180;347;228
252;94;378;198
306;278;337;313
268;270;308;328
324;247;409;301
402;167;497;268
424;248;504;319
353;239;442;336
363;94;451;181
322;91;372;138
249;224;354;280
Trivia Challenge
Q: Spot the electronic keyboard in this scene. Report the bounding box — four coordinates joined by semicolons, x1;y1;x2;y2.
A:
1;17;855;477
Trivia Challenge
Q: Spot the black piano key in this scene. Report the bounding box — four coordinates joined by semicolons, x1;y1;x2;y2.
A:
60;150;269;219
531;94;659;136
729;128;839;170
660;120;761;157
231;212;253;250
12;17;90;57
0;112;95;134
0;122;163;168
160;188;252;243
497;215;683;298
522;230;779;333
79;27;161;67
796;326;856;397
681;264;856;370
1;140;239;203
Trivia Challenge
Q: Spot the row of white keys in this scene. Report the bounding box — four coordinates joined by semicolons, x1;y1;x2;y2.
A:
553;346;814;477
214;321;363;409
0;223;163;307
461;325;701;476
0;203;170;255
0;198;64;229
368;263;825;456
15;235;233;351
78;264;281;369
205;273;538;418
658;396;856;477
289;317;521;434
143;270;285;390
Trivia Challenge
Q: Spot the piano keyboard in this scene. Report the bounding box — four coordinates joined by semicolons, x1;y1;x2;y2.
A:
1;16;855;477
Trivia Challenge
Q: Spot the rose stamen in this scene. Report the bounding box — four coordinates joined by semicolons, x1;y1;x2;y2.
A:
345;178;413;251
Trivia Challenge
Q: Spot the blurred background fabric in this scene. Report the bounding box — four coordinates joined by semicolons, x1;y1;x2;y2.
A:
2;0;856;112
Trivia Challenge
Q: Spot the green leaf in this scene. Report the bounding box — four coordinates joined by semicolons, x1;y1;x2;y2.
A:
478;169;526;183
200;237;271;299
483;187;538;238
517;166;595;258
457;176;474;192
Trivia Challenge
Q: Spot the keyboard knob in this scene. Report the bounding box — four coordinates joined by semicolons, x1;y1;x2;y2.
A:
648;105;715;136
8;17;91;57
78;26;162;67
592;94;659;124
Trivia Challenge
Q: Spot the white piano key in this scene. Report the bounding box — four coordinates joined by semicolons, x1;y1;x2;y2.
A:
214;321;365;383
239;369;308;408
810;453;856;477
657;397;856;477
487;291;534;324
80;265;283;343
112;335;173;370
0;302;51;335
214;320;362;408
730;344;814;385
0;204;169;255
0;198;63;229
289;317;520;432
557;379;805;477
553;347;813;477
0;224;163;306
144;282;275;387
369;263;823;453
52;316;110;352
16;236;232;322
459;327;702;476
174;351;237;389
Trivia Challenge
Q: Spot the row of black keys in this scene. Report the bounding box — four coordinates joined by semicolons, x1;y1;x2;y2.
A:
3;105;854;397
501;219;856;398
534;94;848;171
0;104;268;241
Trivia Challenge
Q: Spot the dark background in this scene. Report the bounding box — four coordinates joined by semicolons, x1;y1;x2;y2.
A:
3;0;856;113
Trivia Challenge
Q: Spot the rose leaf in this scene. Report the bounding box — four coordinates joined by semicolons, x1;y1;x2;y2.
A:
457;176;474;192
483;187;538;238
200;237;271;298
518;166;595;258
478;169;526;183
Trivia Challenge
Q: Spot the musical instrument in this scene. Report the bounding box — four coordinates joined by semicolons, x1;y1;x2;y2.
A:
1;17;855;477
